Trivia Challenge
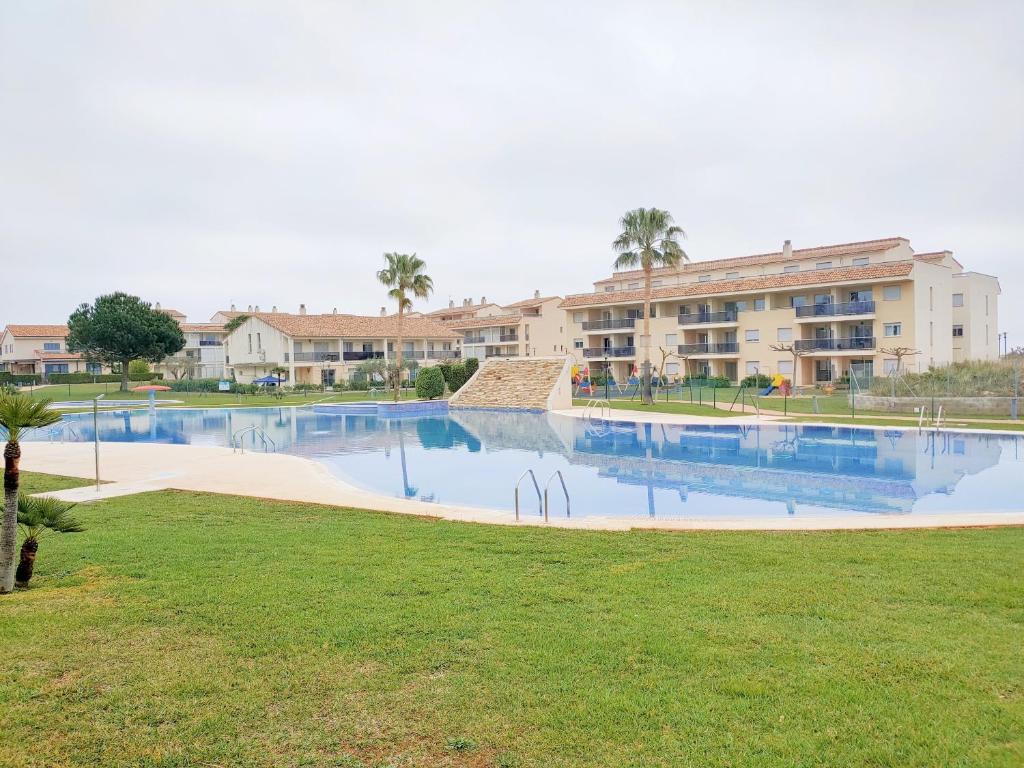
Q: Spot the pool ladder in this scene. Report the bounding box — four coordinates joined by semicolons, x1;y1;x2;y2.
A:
917;405;945;434
514;469;570;523
47;424;81;443
231;425;276;454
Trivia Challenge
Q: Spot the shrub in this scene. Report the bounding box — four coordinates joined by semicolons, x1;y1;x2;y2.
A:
0;373;42;386
464;357;479;378
46;372;164;384
290;383;322;393
683;375;731;389
446;363;469;393
437;360;454;389
128;360;151;377
740;374;772;388
868;359;1022;397
415;366;445;400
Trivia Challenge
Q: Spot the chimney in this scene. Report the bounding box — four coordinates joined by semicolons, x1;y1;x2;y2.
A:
271;305;277;313
247;304;253;312
380;306;386;317
783;239;793;260
332;307;338;314
449;299;454;309
480;296;486;305
534;289;540;299
298;303;307;315
463;298;470;307
155;302;161;311
254;305;260;313
230;303;236;311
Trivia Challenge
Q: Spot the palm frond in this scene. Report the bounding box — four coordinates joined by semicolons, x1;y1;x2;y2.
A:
0;392;62;442
17;494;84;534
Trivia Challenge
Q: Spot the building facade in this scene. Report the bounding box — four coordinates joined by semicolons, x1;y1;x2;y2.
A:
561;238;1000;386
425;292;566;360
0;324;109;379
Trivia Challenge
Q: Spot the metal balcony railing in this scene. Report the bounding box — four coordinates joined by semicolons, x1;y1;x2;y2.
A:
794;336;876;352
794;300;875;318
677;309;738;325
581;318;636;331
293;352;340;362
463;336;485;344
499;334;519;342
198;339;223;346
678;342;740;355
341;351;384;361
583;346;636;358
426;350;460;359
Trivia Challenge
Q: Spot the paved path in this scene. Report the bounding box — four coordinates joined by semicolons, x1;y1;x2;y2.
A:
20;441;1024;531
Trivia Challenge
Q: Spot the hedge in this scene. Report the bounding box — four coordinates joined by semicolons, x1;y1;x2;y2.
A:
0;373;42;385
46;372;164;384
740;374;772;388
415;366;445;400
682;375;732;389
446;363;469;393
464;357;479;378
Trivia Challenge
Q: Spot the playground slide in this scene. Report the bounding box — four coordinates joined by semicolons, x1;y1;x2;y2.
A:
759;374;787;397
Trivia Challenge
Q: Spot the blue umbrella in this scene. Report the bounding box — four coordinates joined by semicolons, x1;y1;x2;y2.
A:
253;375;285;385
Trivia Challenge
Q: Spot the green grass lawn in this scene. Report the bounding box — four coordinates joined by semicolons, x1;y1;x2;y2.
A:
574;398;741;418
1;491;1021;767
17;471;95;495
25;382;420;410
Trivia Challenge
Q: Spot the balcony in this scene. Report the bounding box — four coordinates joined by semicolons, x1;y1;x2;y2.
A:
198;339;223;346
794;337;876;352
340;351;383;361
463;336;486;344
795;300;875;319
581;318;636;331
426;350;460;359
293;352;340;362
499;333;518;342
583;346;636;358
678;310;738;326
678;342;740;355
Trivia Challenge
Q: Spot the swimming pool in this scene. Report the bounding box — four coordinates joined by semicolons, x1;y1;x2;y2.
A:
30;406;1023;520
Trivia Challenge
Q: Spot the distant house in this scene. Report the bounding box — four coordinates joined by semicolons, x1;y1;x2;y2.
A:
0;324;108;379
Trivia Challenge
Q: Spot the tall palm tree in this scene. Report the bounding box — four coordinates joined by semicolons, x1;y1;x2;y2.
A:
612;208;688;405
0;392;62;593
377;253;433;402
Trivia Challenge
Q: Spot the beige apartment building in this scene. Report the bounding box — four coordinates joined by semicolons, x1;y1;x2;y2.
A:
561;237;1000;386
222;308;460;385
425;291;566;359
0;324;108;379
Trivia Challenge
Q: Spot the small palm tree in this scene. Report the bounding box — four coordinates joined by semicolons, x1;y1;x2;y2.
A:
612;208;688;405
377;253;433;402
15;494;83;588
0;392;62;593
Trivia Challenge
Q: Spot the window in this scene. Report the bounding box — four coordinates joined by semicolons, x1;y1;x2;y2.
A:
816;261;832;270
256;332;261;350
985;295;989;316
852;256;869;267
778;360;794;375
884;323;902;337
735;300;748;312
777;328;793;342
789;296;807;308
745;361;760;375
745;329;760;342
952;293;964;307
573;311;585;323
86;362;102;375
573;338;584;349
883;285;901;301
814;294;832;305
884;359;899;375
604;286;615;293
952;325;963;338
783;265;799;273
753;298;765;311
664;333;678;346
929;286;933;311
247;334;252;353
665;363;679;375
849;290;872;302
42;342;60;351
698;275;711;283
627;282;640;290
652;280;662;288
726;271;739;279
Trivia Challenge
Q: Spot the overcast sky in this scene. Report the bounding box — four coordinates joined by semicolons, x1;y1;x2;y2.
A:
2;2;1021;344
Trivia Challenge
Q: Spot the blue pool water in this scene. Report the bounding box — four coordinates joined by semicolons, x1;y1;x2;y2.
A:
30;406;1024;519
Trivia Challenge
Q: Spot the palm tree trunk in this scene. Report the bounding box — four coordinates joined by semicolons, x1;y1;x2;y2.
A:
15;538;37;588
394;305;404;402
641;267;653;405
1;440;21;593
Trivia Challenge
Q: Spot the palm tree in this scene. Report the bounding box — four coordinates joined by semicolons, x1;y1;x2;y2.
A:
15;494;83;588
0;392;62;593
612;208;688;404
377;253;433;402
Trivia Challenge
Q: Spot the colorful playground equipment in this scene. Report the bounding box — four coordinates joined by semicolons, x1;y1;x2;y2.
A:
760;374;787;396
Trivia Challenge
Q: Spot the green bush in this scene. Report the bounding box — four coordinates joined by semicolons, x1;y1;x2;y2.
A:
437;360;454;389
740;374;772;388
868;359;1022;397
682;375;732;389
290;383;322;393
46;372;164;384
128;360;151;377
464;357;479;378
446;363;469;393
415;366;445;400
0;373;42;385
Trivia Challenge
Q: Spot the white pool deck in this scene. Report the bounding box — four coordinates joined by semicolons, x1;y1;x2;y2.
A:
21;406;1024;532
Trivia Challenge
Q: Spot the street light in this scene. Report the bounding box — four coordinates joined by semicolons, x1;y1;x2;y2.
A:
93;393;105;491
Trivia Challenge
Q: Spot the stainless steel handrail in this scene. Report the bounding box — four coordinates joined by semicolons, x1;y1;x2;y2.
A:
232;425;276;453
543;470;570;522
513;469;542;521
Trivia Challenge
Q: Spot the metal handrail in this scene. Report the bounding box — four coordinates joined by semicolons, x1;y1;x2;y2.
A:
513;469;542;521
232;425;276;453
544;471;570;522
917;405;929;433
48;424;80;443
935;405;943;429
583;398;610;421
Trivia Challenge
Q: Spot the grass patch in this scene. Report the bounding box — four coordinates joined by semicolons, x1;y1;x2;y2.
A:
0;490;1021;766
573;399;741;418
18;471;95;495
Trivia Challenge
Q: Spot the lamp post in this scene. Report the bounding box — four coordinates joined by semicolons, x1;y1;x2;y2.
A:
93;393;105;491
604;354;609;400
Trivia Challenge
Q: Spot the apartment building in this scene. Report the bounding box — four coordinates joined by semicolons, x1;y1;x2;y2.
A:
222;307;460;385
425;291;566;359
0;324;108;379
561;237;1000;386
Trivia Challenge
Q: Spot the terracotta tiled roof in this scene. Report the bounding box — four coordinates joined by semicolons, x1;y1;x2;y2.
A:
424;303;502;317
443;313;523;330
35;350;83;361
502;295;561;309
596;237;909;283
4;324;69;338
179;323;227;333
157;308;186;319
252;312;459;339
559;262;915;308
